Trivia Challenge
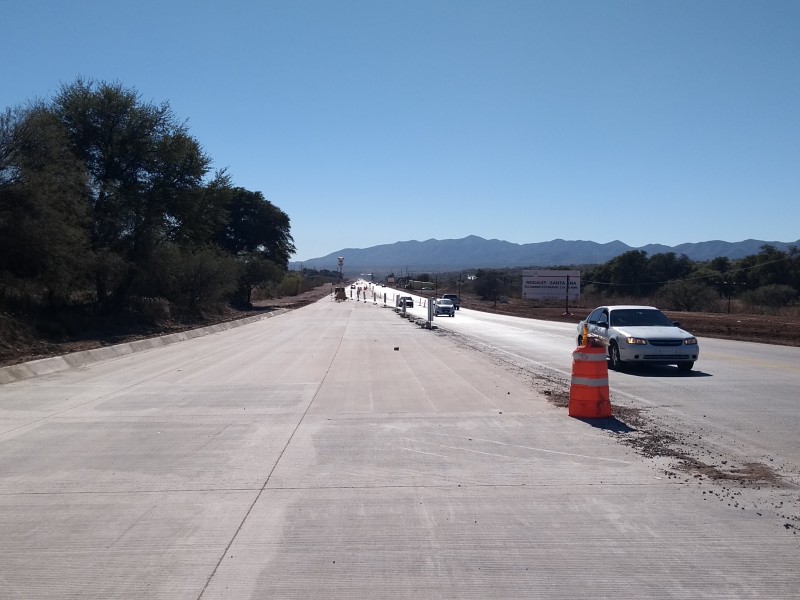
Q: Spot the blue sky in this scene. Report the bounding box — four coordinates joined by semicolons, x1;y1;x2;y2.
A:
2;1;799;261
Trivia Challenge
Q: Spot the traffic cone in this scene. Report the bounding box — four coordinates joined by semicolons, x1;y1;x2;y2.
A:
568;345;611;418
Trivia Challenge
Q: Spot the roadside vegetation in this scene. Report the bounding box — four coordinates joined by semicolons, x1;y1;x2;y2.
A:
3;79;798;363
431;245;800;317
423;247;800;347
0;79;327;360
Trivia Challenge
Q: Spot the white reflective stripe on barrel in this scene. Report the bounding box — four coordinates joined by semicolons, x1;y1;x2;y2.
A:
573;352;607;362
570;376;609;387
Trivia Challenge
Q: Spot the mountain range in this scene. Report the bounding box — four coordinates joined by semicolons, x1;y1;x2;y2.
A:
291;236;799;276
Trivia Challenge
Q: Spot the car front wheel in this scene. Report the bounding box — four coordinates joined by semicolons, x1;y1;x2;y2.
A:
677;361;694;373
609;342;624;371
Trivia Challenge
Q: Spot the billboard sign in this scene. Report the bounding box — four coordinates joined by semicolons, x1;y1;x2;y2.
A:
522;270;580;301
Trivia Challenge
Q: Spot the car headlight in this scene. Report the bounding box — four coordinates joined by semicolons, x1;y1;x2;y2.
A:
625;337;648;345
683;337;698;345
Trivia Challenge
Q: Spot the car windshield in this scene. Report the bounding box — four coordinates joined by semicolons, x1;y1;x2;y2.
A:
438;299;452;305
610;309;674;327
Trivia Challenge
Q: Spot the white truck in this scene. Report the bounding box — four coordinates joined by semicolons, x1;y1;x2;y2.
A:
440;294;460;310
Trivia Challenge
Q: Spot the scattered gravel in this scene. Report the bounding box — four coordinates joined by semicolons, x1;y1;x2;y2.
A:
437;326;800;537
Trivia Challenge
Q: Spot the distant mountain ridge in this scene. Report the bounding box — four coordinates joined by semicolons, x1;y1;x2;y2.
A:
291;235;799;275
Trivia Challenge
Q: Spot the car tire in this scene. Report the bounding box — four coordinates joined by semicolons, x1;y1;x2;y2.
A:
678;361;694;373
577;335;583;346
609;342;624;371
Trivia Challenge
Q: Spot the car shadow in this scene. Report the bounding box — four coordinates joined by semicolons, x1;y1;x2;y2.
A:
613;364;712;378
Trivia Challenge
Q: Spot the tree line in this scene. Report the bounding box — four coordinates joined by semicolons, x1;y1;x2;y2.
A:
467;245;800;313
0;78;295;325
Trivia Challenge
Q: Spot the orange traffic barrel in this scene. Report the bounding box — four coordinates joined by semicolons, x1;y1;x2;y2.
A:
569;345;611;418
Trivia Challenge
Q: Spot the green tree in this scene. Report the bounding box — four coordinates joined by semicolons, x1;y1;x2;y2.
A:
474;269;503;301
278;272;303;296
647;252;692;287
607;250;650;295
657;280;718;312
709;256;732;274
147;244;239;312
0;105;91;308
748;245;795;289
210;185;296;303
52;78;211;311
216;187;295;268
740;284;797;313
238;256;284;305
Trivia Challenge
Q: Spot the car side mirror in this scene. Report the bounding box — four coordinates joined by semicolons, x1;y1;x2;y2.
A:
673;321;681;327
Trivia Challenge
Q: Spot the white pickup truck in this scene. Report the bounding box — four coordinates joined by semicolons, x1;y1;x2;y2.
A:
440;294;460;310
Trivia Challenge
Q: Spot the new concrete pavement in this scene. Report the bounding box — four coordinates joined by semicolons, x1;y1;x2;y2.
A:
1;296;798;599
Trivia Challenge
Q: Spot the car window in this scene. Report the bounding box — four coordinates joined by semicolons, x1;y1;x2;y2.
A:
611;309;673;327
587;308;603;324
597;310;609;326
611;311;628;326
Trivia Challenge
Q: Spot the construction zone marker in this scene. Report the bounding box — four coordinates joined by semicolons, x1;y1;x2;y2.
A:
569;325;611;418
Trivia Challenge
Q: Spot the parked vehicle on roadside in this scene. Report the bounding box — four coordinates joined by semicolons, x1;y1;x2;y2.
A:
441;294;460;310
434;298;455;317
577;305;699;372
396;296;413;308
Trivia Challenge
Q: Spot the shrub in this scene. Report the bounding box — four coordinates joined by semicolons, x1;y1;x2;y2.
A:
741;284;797;313
147;244;240;312
656;280;719;312
278;273;302;296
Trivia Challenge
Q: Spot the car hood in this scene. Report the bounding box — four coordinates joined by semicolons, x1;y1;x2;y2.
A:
614;325;693;340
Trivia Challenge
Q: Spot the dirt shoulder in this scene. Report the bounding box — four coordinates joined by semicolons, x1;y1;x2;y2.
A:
0;286;334;368
2;286;798;368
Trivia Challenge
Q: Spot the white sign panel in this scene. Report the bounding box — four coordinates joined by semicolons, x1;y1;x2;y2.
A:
522;270;581;301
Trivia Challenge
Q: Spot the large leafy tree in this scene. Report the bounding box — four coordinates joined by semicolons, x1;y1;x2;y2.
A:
52;78;211;310
647;252;692;285
0;105;91;306
216;187;295;267
473;269;504;301
212;186;295;304
2;77;299;326
746;245;798;289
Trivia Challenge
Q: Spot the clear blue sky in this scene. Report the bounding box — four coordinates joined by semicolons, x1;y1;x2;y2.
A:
3;1;799;261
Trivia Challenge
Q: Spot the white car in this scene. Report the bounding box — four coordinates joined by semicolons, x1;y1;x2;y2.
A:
395;295;413;308
433;298;455;317
577;305;699;372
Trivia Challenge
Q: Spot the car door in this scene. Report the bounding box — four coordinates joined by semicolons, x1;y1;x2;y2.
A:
595;309;611;345
585;308;603;338
588;308;610;346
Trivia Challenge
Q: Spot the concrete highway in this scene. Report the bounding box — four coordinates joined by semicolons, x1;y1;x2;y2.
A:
383;284;800;486
1;290;799;598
